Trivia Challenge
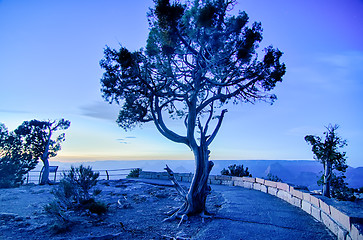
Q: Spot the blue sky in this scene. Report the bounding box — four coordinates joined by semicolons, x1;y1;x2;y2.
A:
0;0;362;167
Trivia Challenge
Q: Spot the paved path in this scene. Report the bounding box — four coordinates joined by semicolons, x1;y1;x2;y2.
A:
137;179;336;240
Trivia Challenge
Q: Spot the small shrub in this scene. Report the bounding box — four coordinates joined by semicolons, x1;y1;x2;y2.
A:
64;165;99;201
265;173;282;182
331;175;356;201
127;168;141;178
54;165;100;203
317;173;356;201
44;201;71;233
221;164;252;177
52;178;78;208
333;188;356;202
45;165;105;233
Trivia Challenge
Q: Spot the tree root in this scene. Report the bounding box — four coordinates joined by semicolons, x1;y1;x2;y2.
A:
163;203;188;226
178;214;188;228
163;213;188;228
200;211;213;223
164;208;213;226
163;165;214;227
200;210;213;218
166;207;180;216
164;165;187;197
159;234;190;240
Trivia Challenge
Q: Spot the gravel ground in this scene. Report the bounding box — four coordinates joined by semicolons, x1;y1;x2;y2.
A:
0;179;223;240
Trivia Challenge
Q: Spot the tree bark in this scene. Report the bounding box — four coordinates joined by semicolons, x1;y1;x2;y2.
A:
323;161;332;197
39;130;52;185
165;142;214;223
40;157;50;185
184;145;213;215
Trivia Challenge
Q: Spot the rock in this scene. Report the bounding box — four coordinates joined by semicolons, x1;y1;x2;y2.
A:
75;232;123;240
16;221;30;228
155;193;168;199
131;194;147;203
117;198;133;209
0;213;18;220
80;211;88;217
120;203;133;209
25;223;48;231
30;189;46;194
176;230;191;240
14;216;24;221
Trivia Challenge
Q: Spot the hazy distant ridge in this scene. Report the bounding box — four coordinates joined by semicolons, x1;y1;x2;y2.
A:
41;160;363;190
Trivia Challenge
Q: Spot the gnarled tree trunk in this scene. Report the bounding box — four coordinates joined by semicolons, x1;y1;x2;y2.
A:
39;130;51;185
40;157;50;185
323;161;332;197
165;141;214;225
184;145;213;215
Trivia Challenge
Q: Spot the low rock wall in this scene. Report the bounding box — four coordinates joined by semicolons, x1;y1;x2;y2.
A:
139;171;363;240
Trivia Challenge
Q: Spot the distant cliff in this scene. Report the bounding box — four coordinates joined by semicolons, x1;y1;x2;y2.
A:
43;159;363;190
212;160;363;190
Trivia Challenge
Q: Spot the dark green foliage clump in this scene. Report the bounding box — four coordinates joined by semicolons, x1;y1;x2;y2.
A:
265;173;282;182
100;0;285;131
221;164;252;177
127;168;141;178
0;123;37;188
318;173;356;201
80;198;108;215
0;156;36;188
356;187;363;194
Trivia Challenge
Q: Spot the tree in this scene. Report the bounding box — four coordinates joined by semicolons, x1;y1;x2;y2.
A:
100;0;285;220
15;119;70;185
305;124;347;198
0;123;37;188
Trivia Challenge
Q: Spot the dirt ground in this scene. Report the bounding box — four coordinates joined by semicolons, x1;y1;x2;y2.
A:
0;179;223;240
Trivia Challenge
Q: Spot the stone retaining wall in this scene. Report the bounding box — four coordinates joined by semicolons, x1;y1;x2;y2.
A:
139;171;363;240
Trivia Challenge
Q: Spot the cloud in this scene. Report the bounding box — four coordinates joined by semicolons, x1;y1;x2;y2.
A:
0;109;30;114
317;51;363;69
314;51;363;92
79;101;119;121
117;138;128;144
286;126;323;137
116;136;136;144
288;51;363;94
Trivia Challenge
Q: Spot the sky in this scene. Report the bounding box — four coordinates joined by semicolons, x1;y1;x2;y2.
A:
0;0;362;167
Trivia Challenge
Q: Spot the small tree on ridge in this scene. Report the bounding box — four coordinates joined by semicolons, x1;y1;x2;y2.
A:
15;119;70;185
305;124;348;198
